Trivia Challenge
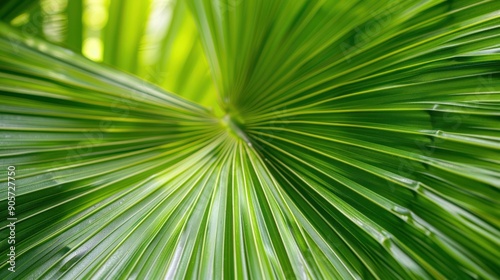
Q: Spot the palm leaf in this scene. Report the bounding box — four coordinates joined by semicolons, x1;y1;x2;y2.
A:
1;0;499;279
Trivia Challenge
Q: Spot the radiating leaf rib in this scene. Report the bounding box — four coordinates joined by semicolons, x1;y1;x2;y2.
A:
1;0;500;279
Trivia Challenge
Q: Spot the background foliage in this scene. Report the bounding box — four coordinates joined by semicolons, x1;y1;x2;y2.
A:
1;0;499;279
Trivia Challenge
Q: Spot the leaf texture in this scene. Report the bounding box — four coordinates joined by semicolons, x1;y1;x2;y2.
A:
1;0;500;279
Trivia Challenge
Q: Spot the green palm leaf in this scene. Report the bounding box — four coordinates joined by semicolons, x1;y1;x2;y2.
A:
1;0;499;279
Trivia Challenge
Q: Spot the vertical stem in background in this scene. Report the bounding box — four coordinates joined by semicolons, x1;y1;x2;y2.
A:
66;0;83;53
103;0;151;73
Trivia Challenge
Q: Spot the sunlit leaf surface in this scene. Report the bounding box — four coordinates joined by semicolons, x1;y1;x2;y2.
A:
1;0;499;279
